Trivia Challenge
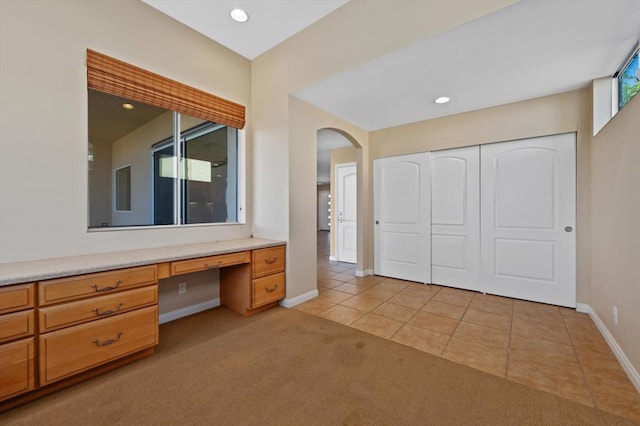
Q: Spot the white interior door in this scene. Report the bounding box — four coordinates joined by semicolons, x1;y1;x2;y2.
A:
431;146;480;291
374;153;431;283
336;163;357;263
480;133;576;307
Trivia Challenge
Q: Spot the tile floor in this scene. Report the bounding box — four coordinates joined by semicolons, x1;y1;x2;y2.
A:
295;231;640;421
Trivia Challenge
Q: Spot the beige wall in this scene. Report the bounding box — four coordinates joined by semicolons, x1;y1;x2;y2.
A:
330;146;357;259
370;89;592;303
590;94;640;374
287;97;369;300
0;0;251;263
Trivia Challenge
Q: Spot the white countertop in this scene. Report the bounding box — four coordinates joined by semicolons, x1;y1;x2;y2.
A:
0;238;285;286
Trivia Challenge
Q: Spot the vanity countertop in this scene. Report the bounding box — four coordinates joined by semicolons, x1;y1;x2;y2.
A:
0;238;285;286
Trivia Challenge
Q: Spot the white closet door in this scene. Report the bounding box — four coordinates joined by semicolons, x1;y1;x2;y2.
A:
480;134;576;307
374;153;431;283
431;146;480;290
336;163;357;264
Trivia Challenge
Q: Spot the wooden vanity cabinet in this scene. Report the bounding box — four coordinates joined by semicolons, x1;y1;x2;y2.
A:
37;266;159;386
0;284;36;402
220;246;286;316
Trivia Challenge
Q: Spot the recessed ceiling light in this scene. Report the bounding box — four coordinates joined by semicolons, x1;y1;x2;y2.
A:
434;97;450;104
230;8;249;23
122;103;134;110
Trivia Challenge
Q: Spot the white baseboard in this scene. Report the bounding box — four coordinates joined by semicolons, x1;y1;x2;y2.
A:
355;269;374;277
280;289;318;308
329;256;337;261
576;302;589;313
583;304;640;394
159;298;220;324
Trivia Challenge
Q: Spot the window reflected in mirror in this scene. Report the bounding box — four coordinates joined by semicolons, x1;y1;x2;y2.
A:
88;89;238;229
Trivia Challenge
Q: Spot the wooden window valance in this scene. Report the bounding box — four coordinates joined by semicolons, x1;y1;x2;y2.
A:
86;49;245;129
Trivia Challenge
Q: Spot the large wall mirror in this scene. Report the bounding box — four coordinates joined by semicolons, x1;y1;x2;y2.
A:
88;89;239;229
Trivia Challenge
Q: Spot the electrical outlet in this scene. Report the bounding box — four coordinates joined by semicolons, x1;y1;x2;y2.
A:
613;306;618;325
178;282;186;295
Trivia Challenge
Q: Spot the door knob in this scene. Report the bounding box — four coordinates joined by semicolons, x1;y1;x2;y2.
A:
564;226;573;232
375;220;379;225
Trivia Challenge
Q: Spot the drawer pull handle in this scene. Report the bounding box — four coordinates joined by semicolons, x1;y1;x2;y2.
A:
92;332;123;347
265;285;278;293
93;303;123;317
265;257;277;264
204;260;223;268
91;280;121;292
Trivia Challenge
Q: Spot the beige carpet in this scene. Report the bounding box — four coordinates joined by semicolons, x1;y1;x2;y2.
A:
3;307;636;425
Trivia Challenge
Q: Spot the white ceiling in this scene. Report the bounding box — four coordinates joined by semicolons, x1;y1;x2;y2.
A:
141;0;349;60
296;0;640;130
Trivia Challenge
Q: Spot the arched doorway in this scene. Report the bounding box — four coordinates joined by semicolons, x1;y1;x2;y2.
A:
316;128;362;282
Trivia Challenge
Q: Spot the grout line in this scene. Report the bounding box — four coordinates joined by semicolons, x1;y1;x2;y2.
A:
561;312;598;409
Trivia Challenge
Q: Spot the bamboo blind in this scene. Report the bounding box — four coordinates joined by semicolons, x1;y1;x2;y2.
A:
87;49;245;129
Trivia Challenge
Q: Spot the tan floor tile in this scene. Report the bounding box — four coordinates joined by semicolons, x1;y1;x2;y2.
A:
462;308;511;331
453;321;510;350
373;281;410;294
442;337;507;378
584;372;640;421
422;300;467;320
332;283;368;295
388;293;431;310
317;277;344;289
559;307;590;318
512;317;571;345
472;293;513;306
318;305;366;326
357;288;396;301
408;311;459;335
514;299;562;316
574;345;628;380
468;298;513;317
349;275;386;286
371;303;418;323
351;313;404;339
294;299;335;315
400;284;439;298
391;323;450;356
316;289;353;304
510;332;578;365
507;352;593;407
431;287;474;307
340;294;386;312
329;272;356;282
513;300;563;326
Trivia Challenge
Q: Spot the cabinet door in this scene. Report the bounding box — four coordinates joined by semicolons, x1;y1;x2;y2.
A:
0;337;35;401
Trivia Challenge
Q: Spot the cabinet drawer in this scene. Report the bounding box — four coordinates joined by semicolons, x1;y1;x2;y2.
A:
252;246;285;278
170;251;250;276
39;286;158;332
39;265;158;306
39;306;158;385
0;283;35;315
0;310;35;344
0;337;35;401
252;272;285;308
